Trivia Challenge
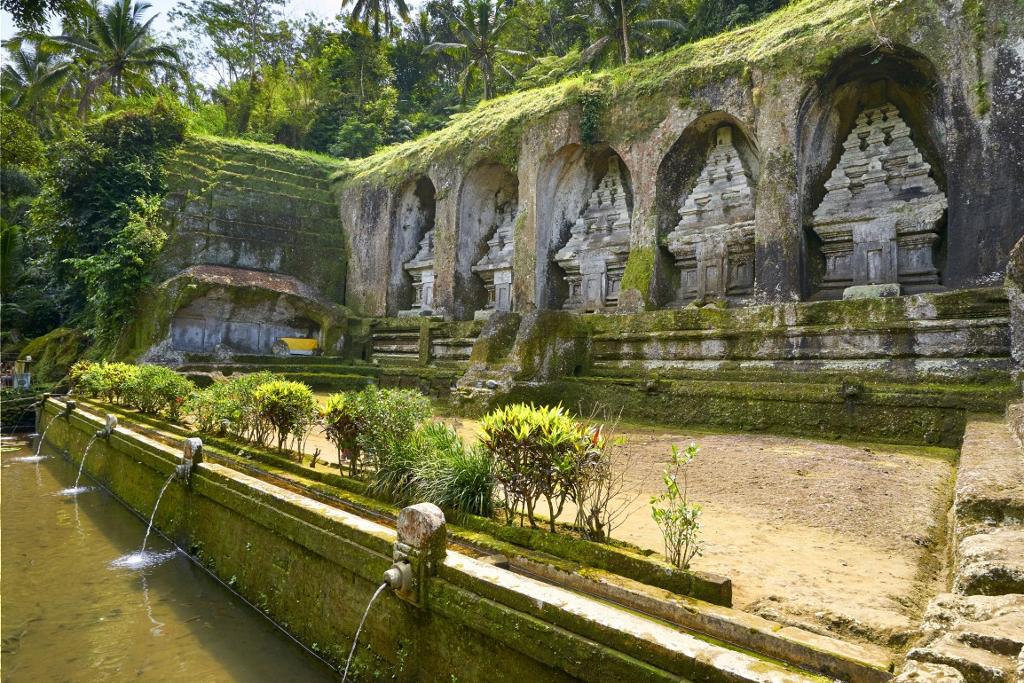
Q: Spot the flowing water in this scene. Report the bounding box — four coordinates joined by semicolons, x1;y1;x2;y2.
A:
342;582;389;683
1;438;338;682
72;434;99;489
111;472;179;570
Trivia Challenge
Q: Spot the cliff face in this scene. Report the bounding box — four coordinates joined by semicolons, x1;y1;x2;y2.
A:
159;136;347;304
335;0;1024;319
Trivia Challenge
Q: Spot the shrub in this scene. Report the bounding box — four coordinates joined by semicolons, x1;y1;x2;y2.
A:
351;386;431;472
650;443;703;570
253;380;318;452
128;364;195;418
480;403;594;531
320;392;362;475
413;422;494;518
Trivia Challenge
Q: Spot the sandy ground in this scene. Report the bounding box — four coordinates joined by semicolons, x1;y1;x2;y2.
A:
304;397;953;648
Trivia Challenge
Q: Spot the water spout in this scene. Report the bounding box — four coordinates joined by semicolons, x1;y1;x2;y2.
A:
31;420;55;459
67;433;99;493
341;582;389;683
141;472;176;553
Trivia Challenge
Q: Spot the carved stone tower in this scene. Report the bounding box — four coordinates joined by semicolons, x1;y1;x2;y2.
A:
810;102;946;299
554;158;632;311
401;230;436;316
472;201;516;319
666;126;757;305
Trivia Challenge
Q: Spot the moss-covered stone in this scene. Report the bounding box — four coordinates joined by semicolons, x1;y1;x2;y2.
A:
18;327;87;385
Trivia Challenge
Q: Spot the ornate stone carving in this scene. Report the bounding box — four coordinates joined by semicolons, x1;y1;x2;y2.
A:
472;201;516;318
811;102;946;299
666;126;756;305
555;158;631;311
401;229;435;316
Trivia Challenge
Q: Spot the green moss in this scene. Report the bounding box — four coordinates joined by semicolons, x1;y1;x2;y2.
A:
19;327;87;385
619;247;656;305
333;0;902;189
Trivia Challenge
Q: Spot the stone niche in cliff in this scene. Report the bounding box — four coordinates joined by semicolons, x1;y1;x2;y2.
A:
810;102;947;299
390;177;437;316
458;163;519;320
554;157;632;311
666;126;757;306
472;200;517;318
402;229;436;316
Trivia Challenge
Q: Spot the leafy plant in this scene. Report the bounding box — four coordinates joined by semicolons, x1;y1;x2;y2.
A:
650;443;703;570
413;422;494;517
252;379;318;452
320;392;362;475
480;403;593;531
127;364;195;418
351;385;431;472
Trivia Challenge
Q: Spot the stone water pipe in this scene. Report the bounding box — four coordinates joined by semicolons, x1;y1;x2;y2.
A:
383;503;446;606
175;437;203;482
61;400;77;419
95;414;118;439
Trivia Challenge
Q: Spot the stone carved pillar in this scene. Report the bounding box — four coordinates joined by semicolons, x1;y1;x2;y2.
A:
666;126;757;306
554;158;632;312
810;102;946;299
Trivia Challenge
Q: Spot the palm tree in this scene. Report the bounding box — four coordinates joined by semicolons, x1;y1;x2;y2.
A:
48;0;184;119
0;45;74;121
424;0;527;101
341;0;410;38
580;0;684;65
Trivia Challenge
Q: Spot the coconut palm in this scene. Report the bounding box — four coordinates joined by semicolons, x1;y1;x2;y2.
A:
424;0;527;101
0;45;74;120
580;0;685;65
47;0;184;119
341;0;411;38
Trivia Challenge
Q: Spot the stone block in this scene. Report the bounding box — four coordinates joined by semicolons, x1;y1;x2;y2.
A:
956;529;1024;596
894;661;965;682
844;283;903;299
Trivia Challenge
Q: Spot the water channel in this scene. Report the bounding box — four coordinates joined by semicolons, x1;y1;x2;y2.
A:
1;436;338;682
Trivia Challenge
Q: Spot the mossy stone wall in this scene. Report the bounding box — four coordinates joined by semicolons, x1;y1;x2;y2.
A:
159;136;347;304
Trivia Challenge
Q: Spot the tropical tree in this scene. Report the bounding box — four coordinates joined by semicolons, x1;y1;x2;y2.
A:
425;0;527;101
48;0;185;119
341;0;411;39
0;45;74;124
580;0;684;65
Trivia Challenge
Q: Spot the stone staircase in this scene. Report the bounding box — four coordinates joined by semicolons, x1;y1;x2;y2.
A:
899;411;1024;682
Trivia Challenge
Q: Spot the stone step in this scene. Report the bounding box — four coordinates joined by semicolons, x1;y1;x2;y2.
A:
908;635;1019;683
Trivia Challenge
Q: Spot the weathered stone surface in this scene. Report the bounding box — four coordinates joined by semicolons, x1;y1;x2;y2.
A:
396;502;446;551
666;126;756;306
401;229;437;316
894;661;965;683
955;418;1024;527
844;284;902;300
554;158;631;311
472;201;516;316
956;529;1024;597
810;102;947;299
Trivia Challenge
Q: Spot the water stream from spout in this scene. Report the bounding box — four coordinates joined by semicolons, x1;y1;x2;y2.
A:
341;582;389;683
141;473;176;553
29;420;55;460
111;471;177;570
71;435;99;489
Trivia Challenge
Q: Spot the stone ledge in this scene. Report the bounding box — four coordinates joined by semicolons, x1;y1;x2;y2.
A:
954;418;1024;528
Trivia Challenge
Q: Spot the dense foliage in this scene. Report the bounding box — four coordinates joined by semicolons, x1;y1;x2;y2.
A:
2;0;789;356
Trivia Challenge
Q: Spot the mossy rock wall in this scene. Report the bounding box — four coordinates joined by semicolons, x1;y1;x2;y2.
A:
336;0;1024;316
159;136;347;304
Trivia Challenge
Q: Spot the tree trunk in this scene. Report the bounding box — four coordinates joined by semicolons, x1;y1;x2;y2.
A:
620;0;631;64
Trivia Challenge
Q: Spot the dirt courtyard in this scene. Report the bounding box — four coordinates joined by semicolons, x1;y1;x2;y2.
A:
444;417;955;649
302;396;953;649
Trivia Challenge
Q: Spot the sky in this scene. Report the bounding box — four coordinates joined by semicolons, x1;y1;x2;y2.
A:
0;0;347;45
